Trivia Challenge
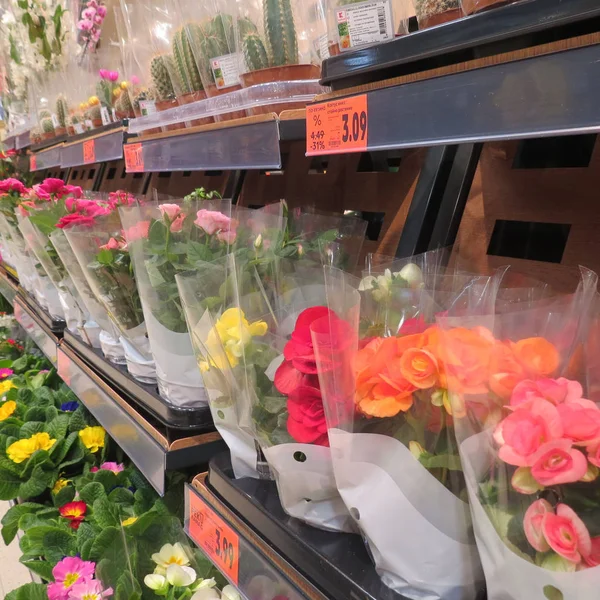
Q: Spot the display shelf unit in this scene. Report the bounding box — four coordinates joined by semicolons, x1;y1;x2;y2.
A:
3;136;16;151
30;143;63;171
15;130;31;151
61;126;127;168
0;264;18;304
124;112;305;173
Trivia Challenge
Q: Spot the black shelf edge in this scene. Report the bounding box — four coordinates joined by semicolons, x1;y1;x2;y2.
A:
321;0;600;89
16;290;65;334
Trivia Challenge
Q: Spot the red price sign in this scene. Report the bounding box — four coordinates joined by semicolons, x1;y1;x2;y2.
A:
124;142;144;172
306;94;368;155
30;154;37;171
187;489;239;585
13;301;22;324
83;139;96;164
57;350;72;386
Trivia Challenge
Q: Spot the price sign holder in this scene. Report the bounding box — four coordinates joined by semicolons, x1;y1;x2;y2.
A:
30;154;37;171
83;139;96;164
124;142;145;172
186;485;239;585
306;94;368;156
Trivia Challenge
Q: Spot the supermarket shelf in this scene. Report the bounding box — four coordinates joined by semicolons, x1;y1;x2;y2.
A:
124;112;305;173
30;134;68;153
61;126;126;168
15;130;31;151
15;289;65;335
321;0;600;88
63;329;214;431
57;344;226;495
30;143;63;171
3;136;16;151
0;266;18;304
13;295;60;365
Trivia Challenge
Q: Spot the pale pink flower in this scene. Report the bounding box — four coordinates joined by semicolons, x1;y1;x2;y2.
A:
77;19;93;31
91;29;101;43
123;220;150;242
131;75;140;85
542;504;592;564
170;214;185;233
585;537;600;567
100;238;120;251
530;439;588;486
82;7;96;19
68;579;113;600
511;378;583;408
556;401;600;444
87;0;98;7
100;461;124;474
194;209;232;235
216;229;237;244
94;14;103;24
158;203;182;221
524;499;552;552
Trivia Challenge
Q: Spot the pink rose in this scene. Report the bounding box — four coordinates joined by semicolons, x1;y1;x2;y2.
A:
0;178;26;194
216;229;237;244
57;214;96;229
32;184;52;201
511;378;583;408
39;177;66;194
96;4;107;17
123;220;150;242
194;209;232;235
64;185;83;198
543;504;592;564
524;499;552;552
494;398;563;466
530;439;588;486
556;400;600;444
87;0;98;7
158;203;182;221
100;238;120;251
108;191;136;209
170;214;185;233
108;71;119;82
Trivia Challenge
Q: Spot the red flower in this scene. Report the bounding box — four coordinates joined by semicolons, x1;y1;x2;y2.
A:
59;501;87;529
0;178;26;194
287;385;329;446
57;214;97;229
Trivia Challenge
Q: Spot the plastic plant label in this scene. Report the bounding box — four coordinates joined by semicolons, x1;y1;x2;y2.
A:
112;108;117;122
51;113;60;129
139;100;157;116
100;106;111;126
124;143;144;172
336;0;394;51
187;489;239;585
74;123;84;134
306;94;369;155
211;53;241;89
318;33;331;61
83;139;96;164
30;154;37;171
85;119;93;130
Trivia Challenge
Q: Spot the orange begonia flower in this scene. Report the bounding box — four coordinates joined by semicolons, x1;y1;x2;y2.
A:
513;337;559;377
489;341;527;400
399;347;439;389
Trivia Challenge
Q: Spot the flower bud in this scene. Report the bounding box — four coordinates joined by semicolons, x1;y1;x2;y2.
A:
409;441;425;460
511;466;544;495
254;234;262;249
581;463;599;483
144;574;169;595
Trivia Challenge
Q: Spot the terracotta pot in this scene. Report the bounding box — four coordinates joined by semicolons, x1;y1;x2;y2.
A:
178;91;214;127
42;132;54;141
155;99;185;132
205;83;247;123
417;7;463;29
91;118;103;128
55;127;67;136
461;0;514;14
67;126;76;136
239;64;321;116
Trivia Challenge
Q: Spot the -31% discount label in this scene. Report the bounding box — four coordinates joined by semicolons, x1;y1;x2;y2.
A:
187;489;239;585
306;94;368;155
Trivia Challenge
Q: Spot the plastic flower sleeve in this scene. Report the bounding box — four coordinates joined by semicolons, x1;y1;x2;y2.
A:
437;268;600;600
64;213;156;383
120;198;234;406
50;229;125;362
0;213;39;295
177;254;261;478
310;264;488;598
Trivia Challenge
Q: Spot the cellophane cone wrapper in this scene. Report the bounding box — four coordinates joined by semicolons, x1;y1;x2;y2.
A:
120;199;234;407
310;251;497;598
0;212;40;294
63;212;156;383
437;267;600;600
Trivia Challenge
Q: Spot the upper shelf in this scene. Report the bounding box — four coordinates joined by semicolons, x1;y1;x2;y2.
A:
61;125;126;168
30;143;63;171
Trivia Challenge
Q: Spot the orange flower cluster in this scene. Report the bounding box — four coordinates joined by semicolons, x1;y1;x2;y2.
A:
354;325;561;418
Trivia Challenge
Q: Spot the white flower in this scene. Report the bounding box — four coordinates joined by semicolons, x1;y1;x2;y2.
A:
151;542;191;570
166;564;197;587
253;234;262;249
191;578;217;591
191;588;220;600
221;585;241;600
398;263;424;288
358;275;375;291
144;573;169;594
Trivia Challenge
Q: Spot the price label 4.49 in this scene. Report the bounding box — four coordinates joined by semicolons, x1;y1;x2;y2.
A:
306;94;368;156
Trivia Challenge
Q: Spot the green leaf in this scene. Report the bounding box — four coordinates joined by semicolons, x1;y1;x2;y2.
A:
23;407;46;422
79;482;106;505
53;484;76;507
76;521;97;549
94;469;118;492
20;559;54;582
262;395;287;414
108;487;134;507
43;528;77;563
133;488;156;516
418;452;463;471
148;219;167;245
89;526;125;562
15;582;49;600
68;406;89;433
97;248;114;266
1;502;44;545
18;465;55;500
0;466;22;500
20;450;51;479
80;538;94;561
18;513;50;532
145;260;166;288
11;356;29;373
93;497;121;528
188;241;212;264
58;439;85;470
46;415;70;443
52;431;78;465
32;386;54;405
45;405;59;421
19;421;45;438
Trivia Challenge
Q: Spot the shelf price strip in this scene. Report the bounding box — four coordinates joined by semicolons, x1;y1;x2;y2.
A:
306;94;368;156
124;142;145;172
187;488;239;585
83;139;96;164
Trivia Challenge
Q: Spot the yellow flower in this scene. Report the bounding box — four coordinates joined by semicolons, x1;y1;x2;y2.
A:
88;95;100;106
79;426;106;452
205;308;267;369
7;432;56;463
152;543;190;576
120;81;129;90
113;88;122;98
121;516;138;527
52;478;70;494
0;380;16;396
0;400;16;421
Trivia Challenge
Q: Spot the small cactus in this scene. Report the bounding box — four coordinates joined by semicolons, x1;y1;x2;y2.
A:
243;33;269;71
150;55;176;101
87;103;102;121
42;117;55;133
238;16;258;40
264;0;298;67
56;95;68;128
116;89;133;115
96;80;112;107
39;109;52;119
172;27;203;94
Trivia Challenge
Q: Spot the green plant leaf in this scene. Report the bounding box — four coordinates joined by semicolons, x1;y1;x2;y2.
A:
58;439;85;470
68;406;89;433
133;488;156;516
15;582;49;600
80;538;94;561
32;386;54;405
43;527;77;563
1;502;44;545
11;355;29;373
93;497;121;528
46;415;70;441
19;421;45;438
0;466;22;500
20;558;55;582
89;526;125;562
79;481;106;505
23;406;47;422
18;465;55;500
52;431;78;465
53;484;76;507
94;469;118;492
20;450;51;479
18;513;51;532
418;452;463;471
76;521;97;549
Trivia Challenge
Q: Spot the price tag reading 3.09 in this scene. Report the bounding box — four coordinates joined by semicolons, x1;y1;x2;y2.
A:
188;490;239;585
306;94;368;155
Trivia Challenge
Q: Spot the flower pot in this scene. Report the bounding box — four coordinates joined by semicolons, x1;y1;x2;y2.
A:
416;0;463;29
67;126;76;136
55;127;67;136
91;118;103;128
42;132;55;141
205;84;247;123
461;0;517;14
177;91;214;128
155;99;185;132
240;64;322;116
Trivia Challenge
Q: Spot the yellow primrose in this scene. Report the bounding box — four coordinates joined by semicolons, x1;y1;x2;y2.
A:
205;308;267;369
79;426;106;453
7;432;56;463
0;400;16;421
121;516;138;527
52;478;71;494
30;432;57;452
0;380;16;396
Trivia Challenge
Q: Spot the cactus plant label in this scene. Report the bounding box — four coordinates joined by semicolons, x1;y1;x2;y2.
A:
210;54;242;90
100;106;112;126
306;94;368;156
336;0;394;51
83;139;96;164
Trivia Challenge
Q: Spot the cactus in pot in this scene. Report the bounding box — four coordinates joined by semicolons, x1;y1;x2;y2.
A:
150;55;177;101
172;27;204;94
42;116;55;134
56;95;68;129
243;33;269;71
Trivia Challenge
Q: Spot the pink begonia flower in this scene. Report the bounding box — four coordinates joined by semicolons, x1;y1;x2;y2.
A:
511;378;583;408
82;7;96;19
0;368;13;379
100;238;120;251
40;178;67;194
494;398;563;466
170;214;185;233
64;185;83;199
158;203;182;221
524;499;552;552
556;401;600;444
542;503;592;564
57;214;97;229
131;75;140;85
96;4;107;17
68;579;113;600
48;556;96;600
77;19;94;31
99;69;109;80
585;537;600;567
194;209;232;235
124;220;150;242
0;178;26;194
100;461;124;474
530;439;588;486
108;71;119;82
216;229;237;244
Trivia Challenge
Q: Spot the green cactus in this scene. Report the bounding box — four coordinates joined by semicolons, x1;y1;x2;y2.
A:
172;27;203;94
39;109;52;119
96;80;112;107
42;117;55;133
264;0;298;67
56;95;68;128
116;89;133;115
87;103;102;121
243;33;269;71
238;16;259;40
150;55;176;101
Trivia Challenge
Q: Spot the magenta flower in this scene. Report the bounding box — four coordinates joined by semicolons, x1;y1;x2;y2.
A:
0;368;13;379
0;178;27;194
68;579;113;600
131;75;140;85
48;556;96;600
96;4;107;17
87;0;99;7
82;7;96;19
90;466;99;473
108;71;119;82
77;19;93;31
94;14;103;24
99;69;109;80
100;462;124;474
91;29;101;42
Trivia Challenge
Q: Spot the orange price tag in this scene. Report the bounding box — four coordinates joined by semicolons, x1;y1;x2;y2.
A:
187;489;239;585
124;142;144;172
306;94;368;155
13;301;22;324
57;350;72;387
30;154;37;171
83;139;96;164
